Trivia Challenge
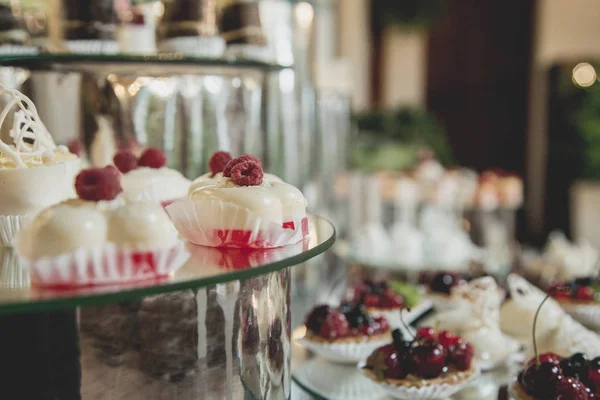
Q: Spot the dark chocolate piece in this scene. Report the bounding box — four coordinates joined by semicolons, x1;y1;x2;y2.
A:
219;1;266;46
160;0;218;39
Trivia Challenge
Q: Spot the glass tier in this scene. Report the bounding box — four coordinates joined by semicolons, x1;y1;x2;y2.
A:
0;215;335;315
0;54;285;76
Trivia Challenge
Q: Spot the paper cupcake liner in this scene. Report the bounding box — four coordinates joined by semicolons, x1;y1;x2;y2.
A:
166;199;309;249
0;214;27;247
0;247;29;288
358;362;480;400
66;40;119;54
297;335;390;364
17;240;188;287
0;45;39;55
561;301;600;330
158;36;226;57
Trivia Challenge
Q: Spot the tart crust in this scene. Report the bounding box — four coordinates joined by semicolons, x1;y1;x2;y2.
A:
362;364;478;388
555;296;598;306
304;329;390;344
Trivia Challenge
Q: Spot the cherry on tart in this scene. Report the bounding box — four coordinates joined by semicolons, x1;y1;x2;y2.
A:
114;147;191;207
361;325;478;399
512;292;600;399
15;167;187;287
298;303;391;363
167;155;309;249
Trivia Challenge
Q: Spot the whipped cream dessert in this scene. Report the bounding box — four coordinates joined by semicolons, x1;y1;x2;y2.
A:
114;148;191;205
16;166;186;287
167;154;308;248
0;84;80;245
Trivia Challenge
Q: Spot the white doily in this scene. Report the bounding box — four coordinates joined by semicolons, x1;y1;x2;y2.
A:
0;83;56;168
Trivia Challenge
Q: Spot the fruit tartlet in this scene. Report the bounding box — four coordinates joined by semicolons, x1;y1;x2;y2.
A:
114;148;191;208
0;84;80;246
511;352;600;399
349;279;426;329
419;271;471;311
360;327;479;400
15;166;188;287
189;151;282;193
548;278;600;330
167;155;308;248
297;303;391;363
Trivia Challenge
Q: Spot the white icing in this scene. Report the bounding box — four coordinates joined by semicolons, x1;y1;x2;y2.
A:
0;83;56;168
189;171;282;194
540;231;599;281
121;166;191;203
21;199;177;259
189;177;306;225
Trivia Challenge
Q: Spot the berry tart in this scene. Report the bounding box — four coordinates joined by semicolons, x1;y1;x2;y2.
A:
548;278;600;331
114;148;191;208
0;84;81;246
15;166;188;287
189;151;282;193
419;271;471;311
167;155;308;248
510;293;600;399
360;327;479;400
349;279;428;329
298;303;391;363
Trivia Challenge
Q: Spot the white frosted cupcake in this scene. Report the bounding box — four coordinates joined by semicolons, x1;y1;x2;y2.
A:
0;84;81;246
114;148;191;207
167;155;308;248
16;166;188;287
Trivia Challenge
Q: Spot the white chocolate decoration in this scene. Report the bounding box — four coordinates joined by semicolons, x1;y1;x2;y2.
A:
189;171;282;194
190;177;307;226
121;166;191;203
20;199;178;259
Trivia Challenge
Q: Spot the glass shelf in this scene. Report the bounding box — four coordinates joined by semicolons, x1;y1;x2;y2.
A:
0;53;286;76
0;215;335;315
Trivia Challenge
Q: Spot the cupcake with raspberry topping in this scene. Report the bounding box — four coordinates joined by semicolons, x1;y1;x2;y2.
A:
360;327;479;399
298;303;391;363
419;271;472;311
114;147;191;208
167;155;308;248
189;151;282;193
15;166;188;287
548;278;600;330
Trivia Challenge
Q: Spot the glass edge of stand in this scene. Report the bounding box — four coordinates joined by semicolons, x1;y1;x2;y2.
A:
0;216;335;316
0;53;289;75
292;376;329;400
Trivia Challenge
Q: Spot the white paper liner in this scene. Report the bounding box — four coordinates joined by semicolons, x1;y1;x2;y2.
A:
0;45;39;55
166;199;308;249
0;214;26;247
561;301;600;331
297;335;390;364
158;36;226;57
66;40;119;54
0;247;28;288
16;239;188;287
358;361;480;400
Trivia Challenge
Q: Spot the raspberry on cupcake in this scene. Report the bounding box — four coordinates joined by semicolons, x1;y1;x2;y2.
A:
167;155;308;248
361;327;478;399
15;166;187;287
298;303;391;363
114;147;191;208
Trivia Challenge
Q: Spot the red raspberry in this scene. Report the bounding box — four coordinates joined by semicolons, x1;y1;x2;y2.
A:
449;341;474;371
380;293;403;308
75;167;123;201
138;147;166;169
577;286;595;301
208;151;233;176
113;150;138;173
319;310;349;339
527;352;563;367
416;327;436;341
223;154;262;177
230;161;263;186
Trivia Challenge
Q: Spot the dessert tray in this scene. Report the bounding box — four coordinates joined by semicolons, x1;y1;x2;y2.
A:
0;214;334;315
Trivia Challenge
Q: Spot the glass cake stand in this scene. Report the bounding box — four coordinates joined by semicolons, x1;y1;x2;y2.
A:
0;215;335;400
